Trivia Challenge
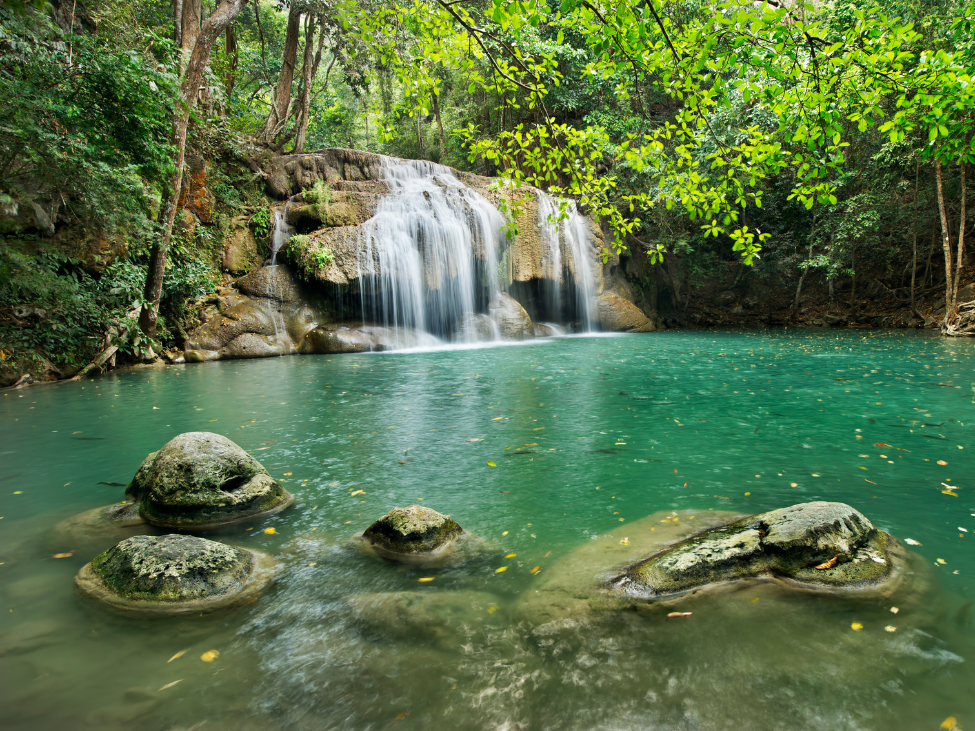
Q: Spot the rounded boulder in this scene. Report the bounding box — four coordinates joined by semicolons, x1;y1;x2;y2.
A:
361;505;464;562
136;432;294;529
75;534;274;614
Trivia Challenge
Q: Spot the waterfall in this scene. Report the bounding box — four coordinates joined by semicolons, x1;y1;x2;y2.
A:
357;159;506;345
536;192;598;331
270;206;293;266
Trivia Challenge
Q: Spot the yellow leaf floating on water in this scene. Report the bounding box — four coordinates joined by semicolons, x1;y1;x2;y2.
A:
619;538;630;546
885;625;897;632
941;717;958;731
530;566;541;574
52;552;73;559
667;612;692;618
283;472;292;476
938;460;948;466
905;539;922;546
417;577;434;583
890;607;900;614
942;490;958;497
308;563;317;567
167;649;187;663
200;650;220;663
937;558;946;565
487;606;499;614
263;527;276;535
491;417;503;421
486;461;496;467
502;531;508;536
851;622;864;631
387;711;409;728
350;490;366;497
158;680;182;691
505;553;516;558
495;566;508;573
790;482;799;487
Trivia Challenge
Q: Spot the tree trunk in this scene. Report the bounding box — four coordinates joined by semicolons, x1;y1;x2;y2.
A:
139;0;247;339
791;208;816;317
256;3;301;145
223;24;238;107
952;160;966;310
910;160;919;318
416;114;424;156
292;16;326;154
179;0;202;68
935;159;954;324
849;240;857;323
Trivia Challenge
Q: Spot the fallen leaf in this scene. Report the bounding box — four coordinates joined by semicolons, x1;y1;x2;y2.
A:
158;680;182;691
530;566;541;574
491;417;503;421
744;492;751;496
308;563;317;567
417;577;434;583
890;607;900;614
667;612;692;618
618;518;625;522
52;552;73;559
937;558;946;565
263;527;276;535
502;530;508;536
814;555;838;570
467;438;484;442
533;427;544;431
790;482;798;487
200;650;220;663
544;551;551;557
904;538;922;546
938;460;948;466
350;489;366;497
487;606;499;614
874;443;892;447
851;622;863;631
329;481;340;487
619;538;630;546
750;598;759;603
495;566;508;573
714;495;729;500
942;490;958;496
387;711;409;728
283;472;292;476
941;717;958;731
865;479;877;485
486;461;496;467
885;625;897;632
499;490;511;494
167;650;188;663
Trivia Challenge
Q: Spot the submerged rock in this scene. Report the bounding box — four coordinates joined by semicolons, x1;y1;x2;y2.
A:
361;505;464;561
49;502;153;556
346;590;502;645
75;534;273;614
612;502;901;598
596;292;654;332
136;432;294;529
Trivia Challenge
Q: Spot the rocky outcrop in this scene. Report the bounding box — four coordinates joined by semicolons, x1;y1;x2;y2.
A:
75;534;273;614
489;293;535;339
596;292;654;332
135;432;294;529
612;502;901;598
222;221;261;274
297;324;439;354
361;505;464;562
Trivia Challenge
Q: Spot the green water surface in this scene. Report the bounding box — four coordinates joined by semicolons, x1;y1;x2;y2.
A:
0;330;973;730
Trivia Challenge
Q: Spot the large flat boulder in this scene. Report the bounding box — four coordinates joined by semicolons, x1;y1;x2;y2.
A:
596;292;654;332
612;502;900;598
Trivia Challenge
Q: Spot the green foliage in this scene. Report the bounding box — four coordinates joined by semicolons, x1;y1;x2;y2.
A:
251;207;273;239
304;180;333;224
287;234;334;279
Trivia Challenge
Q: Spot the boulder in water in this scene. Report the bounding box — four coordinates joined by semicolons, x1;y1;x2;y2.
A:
453;313;498;343
220;332;292;359
298;324;438;354
75;534;273;614
488;293;534;340
136;432;294;529
612;502;901;598
361;505;464;561
596;292;654;332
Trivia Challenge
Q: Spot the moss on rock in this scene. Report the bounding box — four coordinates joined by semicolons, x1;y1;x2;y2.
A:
613;501;900;598
76;534;274;614
361;505;464;559
137;432;294;529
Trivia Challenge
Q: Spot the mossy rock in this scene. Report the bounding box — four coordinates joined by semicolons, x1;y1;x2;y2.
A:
75;534;274;615
136;432;294;529
49;502;153;556
361;505;464;562
612;502;902;599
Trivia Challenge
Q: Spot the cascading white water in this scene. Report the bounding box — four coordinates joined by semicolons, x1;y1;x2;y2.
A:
536;192;598;331
270;207;293;266
357;159;506;345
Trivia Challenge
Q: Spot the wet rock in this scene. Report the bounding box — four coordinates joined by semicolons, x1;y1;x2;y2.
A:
185;300;275;352
453;313;498;342
297;324;438;354
346;590;501;644
222;224;260;274
136;432;293;529
612;502;901;598
236;265;302;302
220;332;291;359
75;534;273;615
183;349;221;363
712;290;738;307
361;505;464;561
596;292;654;332
49;502;152;555
488;293;534;339
533;322;566;337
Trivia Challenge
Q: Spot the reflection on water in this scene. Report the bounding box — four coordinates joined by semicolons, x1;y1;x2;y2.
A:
0;330;972;730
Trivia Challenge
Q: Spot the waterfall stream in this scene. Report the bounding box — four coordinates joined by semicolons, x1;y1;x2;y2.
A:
357;159;506;345
536;192;597;331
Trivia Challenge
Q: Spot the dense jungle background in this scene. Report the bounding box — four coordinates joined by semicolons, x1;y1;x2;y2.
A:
1;0;973;386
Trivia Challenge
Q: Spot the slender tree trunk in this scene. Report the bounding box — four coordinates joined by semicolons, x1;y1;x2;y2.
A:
431;90;446;151
257;3;301;145
935;159;954;323
362;95;369;149
792;207;816;317
292;16;325;154
179;0;202;68
223;24;238;108
952;161;966;309
139;0;247;340
910;160;919;318
416;114;424;156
